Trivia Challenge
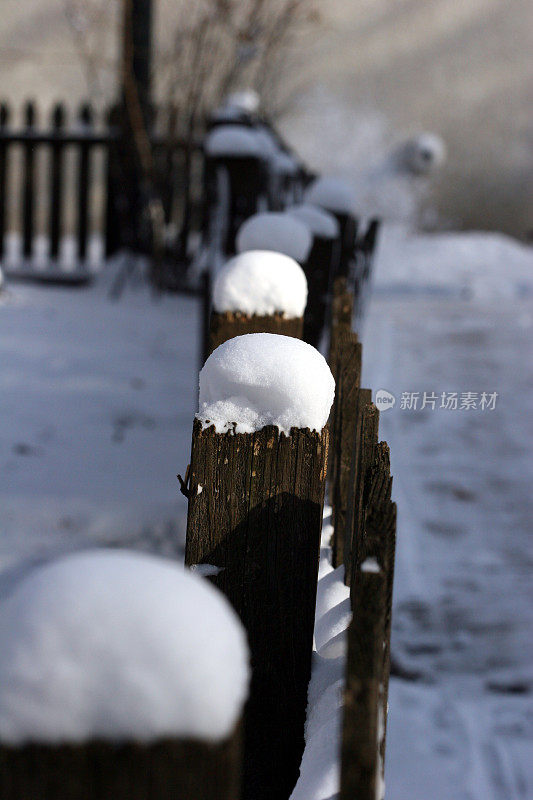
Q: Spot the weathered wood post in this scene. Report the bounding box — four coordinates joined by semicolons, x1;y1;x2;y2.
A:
0;550;248;800
330;334;364;568
340;435;396;800
328;276;354;380
208;249;307;354
326;275;355;493
353;218;381;323
203;127;270;258
350;441;397;764
185;333;334;800
304;176;358;282
287;204;340;349
345;400;380;586
340;564;387;800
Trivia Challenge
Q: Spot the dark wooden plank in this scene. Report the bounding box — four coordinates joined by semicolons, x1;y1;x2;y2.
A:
345;400;379;587
0;102;9;261
185;421;328;800
22;101;36;259
301;236;336;348
209;310;303;355
77;103;93;261
49;103;65;259
340;568;386;800
331;333;362;568
328;276;354;378
104;104;123;258
200;270;212;368
0;727;242;800
327;275;355;486
162;104;178;224
347;437;397;771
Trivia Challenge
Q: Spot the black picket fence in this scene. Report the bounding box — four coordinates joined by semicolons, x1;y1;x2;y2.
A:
0;100;204;280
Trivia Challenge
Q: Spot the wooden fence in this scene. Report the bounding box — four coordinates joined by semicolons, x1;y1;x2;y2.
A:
183;248;395;799
0;100;204;279
0;104;393;799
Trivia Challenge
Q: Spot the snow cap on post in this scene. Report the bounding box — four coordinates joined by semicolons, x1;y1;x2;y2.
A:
205;125;263;158
0;550;249;744
213;250;308;319
226;90;260;115
287;204;340;240
198;333;335;435
236;212;313;264
304;176;357;215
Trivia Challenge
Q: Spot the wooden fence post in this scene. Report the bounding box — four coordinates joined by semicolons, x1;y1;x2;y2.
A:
341;430;396;797
185;421;329;800
22;101;36;260
209;311;302;354
0;102;8;262
286;204;340;349
49;103;65;261
0;551;247;800
328;276;354;385
0;734;242;800
344;400;379;586
340;567;387;800
207;249;307;354
77;104;93;262
350;441;397;764
330;334;363;568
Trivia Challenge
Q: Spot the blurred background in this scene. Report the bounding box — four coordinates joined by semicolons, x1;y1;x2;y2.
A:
1;0;532;236
1;3;532;800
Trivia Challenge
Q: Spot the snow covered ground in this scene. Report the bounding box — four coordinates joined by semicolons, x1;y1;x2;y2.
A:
364;229;533;800
0;225;532;797
0;264;198;575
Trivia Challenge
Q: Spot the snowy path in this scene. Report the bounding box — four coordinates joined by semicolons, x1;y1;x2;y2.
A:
362;294;533;800
0;272;198;575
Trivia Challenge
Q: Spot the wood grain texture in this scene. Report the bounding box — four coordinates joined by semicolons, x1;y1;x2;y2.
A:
331;333;362;569
343;393;375;586
328;277;354;383
208;311;302;355
301;237;336;348
340;569;386;800
0;728;242;800
185;421;328;800
346;437;397;781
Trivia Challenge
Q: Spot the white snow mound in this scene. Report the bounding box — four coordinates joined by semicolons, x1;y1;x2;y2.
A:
236;212;313;263
213;250;307;318
304;176;357;215
226;90;260;115
0;549;249;744
198;333;335;434
272;151;299;175
287;204;339;240
205;125;263;158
